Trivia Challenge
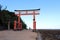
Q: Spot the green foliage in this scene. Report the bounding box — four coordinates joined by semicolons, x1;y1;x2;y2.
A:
0;10;27;30
20;18;27;29
0;4;27;30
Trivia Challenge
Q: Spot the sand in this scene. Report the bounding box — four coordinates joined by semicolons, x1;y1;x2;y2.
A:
0;30;37;40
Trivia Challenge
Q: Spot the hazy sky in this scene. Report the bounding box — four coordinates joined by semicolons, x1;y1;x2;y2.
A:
0;0;60;29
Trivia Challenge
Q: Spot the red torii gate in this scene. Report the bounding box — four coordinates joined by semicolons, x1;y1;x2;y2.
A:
14;9;40;30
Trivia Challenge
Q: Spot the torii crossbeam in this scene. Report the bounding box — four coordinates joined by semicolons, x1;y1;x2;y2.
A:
14;9;40;30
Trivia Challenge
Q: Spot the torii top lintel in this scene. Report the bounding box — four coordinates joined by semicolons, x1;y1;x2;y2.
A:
14;9;40;15
15;9;40;11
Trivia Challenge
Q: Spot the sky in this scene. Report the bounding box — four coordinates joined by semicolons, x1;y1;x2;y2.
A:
0;0;60;29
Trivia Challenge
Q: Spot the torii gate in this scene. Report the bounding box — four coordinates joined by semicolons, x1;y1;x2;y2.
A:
14;9;40;30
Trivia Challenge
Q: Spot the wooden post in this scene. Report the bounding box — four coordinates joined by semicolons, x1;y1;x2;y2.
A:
20;23;22;30
8;21;10;30
14;20;16;30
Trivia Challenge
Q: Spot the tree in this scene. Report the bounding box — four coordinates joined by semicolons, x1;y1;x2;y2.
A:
0;9;27;30
0;4;7;11
0;4;27;30
0;4;2;11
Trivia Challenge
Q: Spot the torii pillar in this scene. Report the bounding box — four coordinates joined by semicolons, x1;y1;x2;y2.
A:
33;11;36;30
17;12;22;30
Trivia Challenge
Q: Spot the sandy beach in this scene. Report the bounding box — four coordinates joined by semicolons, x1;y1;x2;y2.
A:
0;30;37;40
